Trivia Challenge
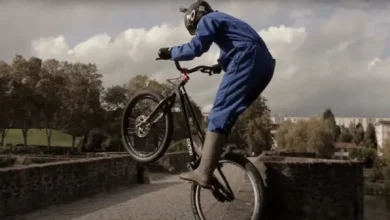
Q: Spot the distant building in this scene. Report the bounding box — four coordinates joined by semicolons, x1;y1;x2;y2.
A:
270;115;390;131
202;111;390;155
333;142;358;160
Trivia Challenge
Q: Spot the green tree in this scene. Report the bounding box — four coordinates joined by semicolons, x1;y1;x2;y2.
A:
380;139;390;162
60;62;103;149
0;61;12;145
363;123;378;149
36;59;67;146
322;108;339;141
338;125;354;143
101;84;128;151
274;121;294;150
348;122;357;143
8;55;42;146
275;117;334;158
102;85;128;111
354;123;365;145
230;96;273;155
308;119;334;158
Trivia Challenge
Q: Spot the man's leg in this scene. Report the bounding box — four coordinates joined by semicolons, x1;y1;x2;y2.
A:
179;67;237;188
179;58;275;188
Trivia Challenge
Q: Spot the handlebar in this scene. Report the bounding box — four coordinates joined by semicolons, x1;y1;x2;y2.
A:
155;58;218;75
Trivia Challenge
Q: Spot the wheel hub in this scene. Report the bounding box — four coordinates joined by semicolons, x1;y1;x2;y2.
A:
135;115;151;138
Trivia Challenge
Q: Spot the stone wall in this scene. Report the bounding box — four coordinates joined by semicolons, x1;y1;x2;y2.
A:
253;156;364;220
0;155;143;218
147;152;189;174
262;150;317;158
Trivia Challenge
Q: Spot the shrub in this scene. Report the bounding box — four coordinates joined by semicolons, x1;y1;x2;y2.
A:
364;168;384;183
168;139;188;152
102;137;122;152
349;147;377;168
382;166;390;181
364;182;387;195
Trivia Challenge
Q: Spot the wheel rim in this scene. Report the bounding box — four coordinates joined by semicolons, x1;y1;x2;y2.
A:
122;95;168;158
193;160;260;220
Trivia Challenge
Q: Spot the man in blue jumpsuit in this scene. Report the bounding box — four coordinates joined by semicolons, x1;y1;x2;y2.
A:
158;0;275;188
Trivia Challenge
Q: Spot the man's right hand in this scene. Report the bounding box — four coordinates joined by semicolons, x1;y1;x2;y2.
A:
158;47;172;60
211;64;222;74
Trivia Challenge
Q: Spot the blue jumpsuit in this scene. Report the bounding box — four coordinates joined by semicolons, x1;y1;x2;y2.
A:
171;11;275;134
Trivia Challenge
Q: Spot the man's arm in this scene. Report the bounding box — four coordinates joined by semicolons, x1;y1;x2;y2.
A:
171;15;220;61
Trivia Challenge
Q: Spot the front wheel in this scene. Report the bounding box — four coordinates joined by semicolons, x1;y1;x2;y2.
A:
190;154;264;220
121;90;173;163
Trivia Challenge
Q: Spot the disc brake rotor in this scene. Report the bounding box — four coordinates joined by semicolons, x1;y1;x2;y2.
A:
134;115;151;138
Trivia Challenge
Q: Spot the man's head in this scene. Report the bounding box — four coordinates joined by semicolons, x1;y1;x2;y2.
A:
180;0;214;35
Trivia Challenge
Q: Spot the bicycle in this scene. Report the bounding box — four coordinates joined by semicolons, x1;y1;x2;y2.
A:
121;59;265;220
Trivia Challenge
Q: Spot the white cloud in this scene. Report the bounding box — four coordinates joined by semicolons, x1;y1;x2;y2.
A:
30;2;390;117
32;35;70;59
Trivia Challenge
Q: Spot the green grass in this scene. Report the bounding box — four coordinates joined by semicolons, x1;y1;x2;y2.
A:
3;129;80;147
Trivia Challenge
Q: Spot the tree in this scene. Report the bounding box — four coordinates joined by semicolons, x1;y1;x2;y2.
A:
380;139;390;162
102;85;128;111
363;123;377;149
36;59;67;146
60;62;103;149
337;125;353;143
322;108;339;141
0;61;12;145
307;119;334;158
101;84;129;151
8;55;42;146
354;123;365;145
275;121;294;150
230;96;273;155
275;117;334;158
348;122;357;143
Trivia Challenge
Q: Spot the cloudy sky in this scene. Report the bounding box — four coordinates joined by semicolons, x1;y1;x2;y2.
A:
1;0;390;117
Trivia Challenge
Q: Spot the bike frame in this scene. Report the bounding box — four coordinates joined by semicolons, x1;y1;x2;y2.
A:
142;70;204;168
142;60;235;201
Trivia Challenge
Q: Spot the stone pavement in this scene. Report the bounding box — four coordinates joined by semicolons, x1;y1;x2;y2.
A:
9;167;257;220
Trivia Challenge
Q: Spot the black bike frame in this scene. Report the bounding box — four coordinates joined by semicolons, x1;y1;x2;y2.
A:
142;61;209;169
143;60;235;201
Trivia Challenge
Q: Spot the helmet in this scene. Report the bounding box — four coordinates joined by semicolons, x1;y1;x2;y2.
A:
180;1;214;35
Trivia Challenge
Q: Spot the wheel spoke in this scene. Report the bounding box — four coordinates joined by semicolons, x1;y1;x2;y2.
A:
121;92;172;163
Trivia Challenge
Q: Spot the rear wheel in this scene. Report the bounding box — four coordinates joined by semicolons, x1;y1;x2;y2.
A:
190;153;264;220
121;90;173;163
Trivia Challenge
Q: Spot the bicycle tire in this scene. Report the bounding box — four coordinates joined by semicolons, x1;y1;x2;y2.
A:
190;153;264;220
121;90;173;163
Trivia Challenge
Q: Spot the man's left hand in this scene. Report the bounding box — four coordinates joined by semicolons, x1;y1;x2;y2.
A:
158;47;172;60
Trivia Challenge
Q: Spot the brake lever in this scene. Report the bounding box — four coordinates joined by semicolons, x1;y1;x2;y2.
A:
200;68;213;76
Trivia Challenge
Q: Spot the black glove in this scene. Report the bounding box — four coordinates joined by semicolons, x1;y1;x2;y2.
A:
211;64;222;74
158;47;172;60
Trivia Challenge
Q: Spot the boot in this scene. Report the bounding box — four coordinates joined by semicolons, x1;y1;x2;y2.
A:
179;130;227;188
